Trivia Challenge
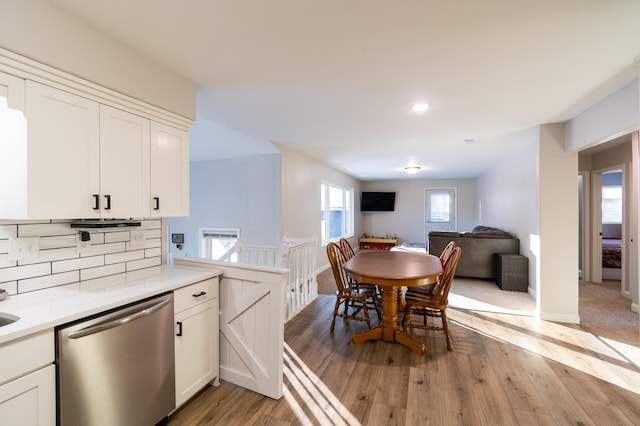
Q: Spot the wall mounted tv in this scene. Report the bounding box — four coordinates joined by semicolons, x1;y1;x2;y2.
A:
361;191;396;212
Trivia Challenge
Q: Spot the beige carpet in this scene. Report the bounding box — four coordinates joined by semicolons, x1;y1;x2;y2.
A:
317;268;639;365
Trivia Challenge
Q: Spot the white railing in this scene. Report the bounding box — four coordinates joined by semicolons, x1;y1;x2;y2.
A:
217;237;317;321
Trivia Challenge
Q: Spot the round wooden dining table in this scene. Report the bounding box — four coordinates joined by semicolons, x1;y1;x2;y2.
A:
343;250;443;355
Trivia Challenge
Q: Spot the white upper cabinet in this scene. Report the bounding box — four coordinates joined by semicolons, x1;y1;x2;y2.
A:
150;122;189;217
0;56;192;220
99;105;150;218
21;81;100;219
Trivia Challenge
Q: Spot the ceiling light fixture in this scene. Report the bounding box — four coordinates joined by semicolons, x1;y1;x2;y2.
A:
404;166;421;174
411;103;429;112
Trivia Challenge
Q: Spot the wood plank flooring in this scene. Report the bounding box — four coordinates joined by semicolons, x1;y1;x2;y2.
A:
168;294;640;425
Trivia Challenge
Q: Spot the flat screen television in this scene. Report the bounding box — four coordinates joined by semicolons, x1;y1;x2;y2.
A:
360;191;396;211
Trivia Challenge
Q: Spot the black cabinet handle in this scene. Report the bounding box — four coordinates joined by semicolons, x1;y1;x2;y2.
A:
153;197;160;210
176;321;183;336
192;291;206;298
104;195;111;210
93;194;100;210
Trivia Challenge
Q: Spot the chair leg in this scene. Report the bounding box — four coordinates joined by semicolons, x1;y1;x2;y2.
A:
402;306;411;332
361;298;371;329
331;297;341;332
441;309;453;351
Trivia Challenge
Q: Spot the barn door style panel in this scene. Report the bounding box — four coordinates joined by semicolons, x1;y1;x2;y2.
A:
219;271;286;399
174;257;287;400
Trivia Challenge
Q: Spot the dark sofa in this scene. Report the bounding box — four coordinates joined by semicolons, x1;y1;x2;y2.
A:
428;226;520;279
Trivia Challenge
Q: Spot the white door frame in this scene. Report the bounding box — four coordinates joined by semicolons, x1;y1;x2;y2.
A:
579;172;591;282
590;165;627;297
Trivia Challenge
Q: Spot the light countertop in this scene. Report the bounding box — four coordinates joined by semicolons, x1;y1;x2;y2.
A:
0;265;222;345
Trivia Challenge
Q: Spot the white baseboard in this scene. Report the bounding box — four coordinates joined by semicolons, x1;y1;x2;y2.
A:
540;312;580;324
632;303;639;314
316;263;331;275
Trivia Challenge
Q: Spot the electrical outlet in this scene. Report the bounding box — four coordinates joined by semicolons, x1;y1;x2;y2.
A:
8;237;40;261
130;229;145;247
76;233;91;254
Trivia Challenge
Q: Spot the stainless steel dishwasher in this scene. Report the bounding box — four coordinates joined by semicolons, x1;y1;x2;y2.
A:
56;292;175;426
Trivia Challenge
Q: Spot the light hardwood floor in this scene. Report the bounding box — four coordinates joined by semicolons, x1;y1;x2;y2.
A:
168;294;640;425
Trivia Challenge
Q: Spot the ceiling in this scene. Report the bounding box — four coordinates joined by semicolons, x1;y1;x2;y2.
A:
49;0;640;180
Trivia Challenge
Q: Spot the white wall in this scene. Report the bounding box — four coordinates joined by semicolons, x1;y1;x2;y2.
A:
279;145;362;270
167;154;282;259
478;130;540;294
361;178;478;244
565;79;639;151
0;0;195;119
538;124;579;323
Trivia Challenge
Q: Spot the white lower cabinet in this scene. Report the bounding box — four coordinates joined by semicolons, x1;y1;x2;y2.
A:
0;331;55;426
0;365;55;426
174;277;219;408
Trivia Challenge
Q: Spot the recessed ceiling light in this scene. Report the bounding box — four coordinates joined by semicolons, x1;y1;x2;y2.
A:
404;166;421;174
411;103;429;112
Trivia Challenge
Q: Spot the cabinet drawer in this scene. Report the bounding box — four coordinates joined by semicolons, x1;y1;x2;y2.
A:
0;330;54;385
174;277;218;313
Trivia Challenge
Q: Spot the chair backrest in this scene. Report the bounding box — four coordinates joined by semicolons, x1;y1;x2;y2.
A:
327;241;354;294
431;246;462;305
439;241;456;265
339;237;356;259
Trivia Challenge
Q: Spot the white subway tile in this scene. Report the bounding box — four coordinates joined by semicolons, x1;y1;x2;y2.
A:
0;225;17;239
126;238;160;250
145;229;162;239
19;223;75;237
53;256;104;274
0;254;17;269
0;240;9;254
20;247;79;265
19;271;80;293
80;242;126;257
104;231;130;243
127;256;161;272
0;263;51;283
145;247;162;258
105;250;145;265
0;281;17;295
81;263;126;281
141;219;162;230
40;235;76;249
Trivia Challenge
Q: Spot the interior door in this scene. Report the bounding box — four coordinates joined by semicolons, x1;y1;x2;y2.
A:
425;188;457;243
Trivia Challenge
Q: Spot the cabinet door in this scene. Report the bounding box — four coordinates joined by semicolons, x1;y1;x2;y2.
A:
25;81;100;219
174;299;218;408
0;365;55;426
99;105;150;218
150;122;189;217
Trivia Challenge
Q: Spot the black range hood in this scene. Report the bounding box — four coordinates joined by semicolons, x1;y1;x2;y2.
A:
70;219;142;229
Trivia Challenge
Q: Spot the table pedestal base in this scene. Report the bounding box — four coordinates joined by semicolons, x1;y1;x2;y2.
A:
352;285;426;355
352;327;425;355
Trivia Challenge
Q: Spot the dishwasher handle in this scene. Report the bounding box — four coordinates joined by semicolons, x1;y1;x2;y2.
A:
67;298;171;339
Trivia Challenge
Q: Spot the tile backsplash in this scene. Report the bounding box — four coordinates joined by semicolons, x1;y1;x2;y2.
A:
0;219;163;294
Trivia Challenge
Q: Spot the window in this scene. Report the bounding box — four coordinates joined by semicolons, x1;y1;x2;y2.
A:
321;183;353;245
200;227;240;261
429;191;451;222
602;186;622;223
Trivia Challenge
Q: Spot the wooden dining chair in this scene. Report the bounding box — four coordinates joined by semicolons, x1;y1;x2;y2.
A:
338;237;382;313
401;246;462;351
327;241;380;331
439;240;456;265
339;237;356;259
